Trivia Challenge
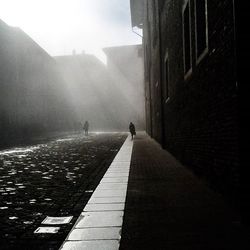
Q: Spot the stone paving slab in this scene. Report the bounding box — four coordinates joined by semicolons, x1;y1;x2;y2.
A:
111;160;131;163
100;177;129;183
96;183;127;190
67;227;121;240
59;135;133;250
110;162;130;166
75;211;124;229
106;169;130;173
88;197;126;204
107;167;130;171
84;203;125;211
60;240;120;250
104;173;129;177
91;189;127;197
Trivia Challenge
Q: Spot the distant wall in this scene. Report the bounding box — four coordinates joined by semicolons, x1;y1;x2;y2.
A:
0;20;75;145
0;20;145;144
56;47;145;132
103;45;145;130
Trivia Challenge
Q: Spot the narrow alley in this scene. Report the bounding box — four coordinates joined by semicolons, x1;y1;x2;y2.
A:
0;0;244;249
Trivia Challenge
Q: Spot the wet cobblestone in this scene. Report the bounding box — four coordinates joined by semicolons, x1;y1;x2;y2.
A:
0;132;126;250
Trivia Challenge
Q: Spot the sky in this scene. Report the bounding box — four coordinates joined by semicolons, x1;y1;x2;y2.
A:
0;0;142;62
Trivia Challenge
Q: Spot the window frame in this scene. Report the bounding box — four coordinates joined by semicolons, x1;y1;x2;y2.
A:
182;0;193;79
164;51;170;103
152;0;157;48
194;0;209;64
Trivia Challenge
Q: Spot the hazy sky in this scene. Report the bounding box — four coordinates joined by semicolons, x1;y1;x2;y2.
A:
0;0;141;62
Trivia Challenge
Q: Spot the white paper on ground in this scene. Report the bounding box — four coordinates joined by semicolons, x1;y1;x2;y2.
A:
42;216;73;225
34;227;60;234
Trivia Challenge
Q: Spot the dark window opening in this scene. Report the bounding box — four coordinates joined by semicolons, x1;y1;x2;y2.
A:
164;55;169;101
183;1;192;74
195;0;208;59
153;1;157;48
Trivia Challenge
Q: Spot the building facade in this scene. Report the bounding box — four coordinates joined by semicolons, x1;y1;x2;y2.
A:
103;45;145;130
1;19;145;143
0;20;74;146
56;45;145;132
130;0;239;206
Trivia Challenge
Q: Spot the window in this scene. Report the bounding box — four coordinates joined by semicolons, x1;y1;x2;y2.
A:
144;44;148;79
152;1;157;48
183;0;192;76
164;52;169;102
195;0;208;62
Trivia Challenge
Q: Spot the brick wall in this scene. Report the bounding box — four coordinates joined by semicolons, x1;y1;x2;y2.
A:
144;0;239;206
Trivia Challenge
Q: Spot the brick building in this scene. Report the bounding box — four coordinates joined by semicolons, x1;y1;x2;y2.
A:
130;0;239;206
0;19;74;145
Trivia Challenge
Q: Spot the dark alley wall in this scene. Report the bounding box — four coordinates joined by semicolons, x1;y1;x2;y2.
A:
0;20;75;145
139;0;238;205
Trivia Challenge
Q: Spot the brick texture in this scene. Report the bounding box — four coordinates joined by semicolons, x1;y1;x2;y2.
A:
143;0;239;207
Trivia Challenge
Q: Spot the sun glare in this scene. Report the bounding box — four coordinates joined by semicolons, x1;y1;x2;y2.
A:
0;0;140;62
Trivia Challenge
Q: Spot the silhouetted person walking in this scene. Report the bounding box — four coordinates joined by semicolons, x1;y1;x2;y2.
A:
129;122;136;140
83;121;89;136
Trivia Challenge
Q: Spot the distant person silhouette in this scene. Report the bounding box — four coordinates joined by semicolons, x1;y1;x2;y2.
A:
129;122;136;140
83;121;89;136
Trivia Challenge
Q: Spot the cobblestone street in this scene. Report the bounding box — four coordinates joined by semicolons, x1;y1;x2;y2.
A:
0;132;127;250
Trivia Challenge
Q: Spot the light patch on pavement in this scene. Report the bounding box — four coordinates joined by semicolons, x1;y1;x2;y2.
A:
56;138;74;142
9;216;18;220
0;146;40;156
85;190;94;193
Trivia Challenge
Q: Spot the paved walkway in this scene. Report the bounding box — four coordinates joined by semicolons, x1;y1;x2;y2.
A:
60;132;247;250
120;133;247;250
59;135;133;250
